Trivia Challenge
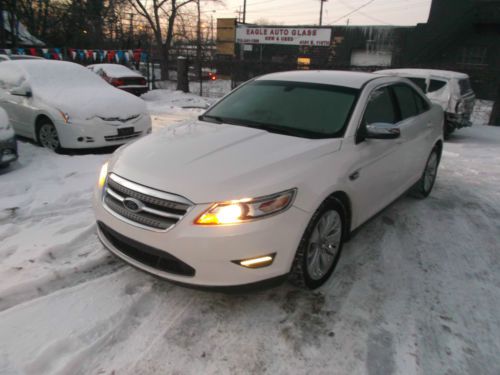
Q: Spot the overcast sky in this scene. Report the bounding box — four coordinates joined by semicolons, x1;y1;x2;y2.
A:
202;0;433;26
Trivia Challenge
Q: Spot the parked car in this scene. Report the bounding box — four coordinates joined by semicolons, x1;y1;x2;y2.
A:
94;71;443;290
0;54;44;62
87;64;148;96
375;69;475;138
0;60;151;151
188;66;217;81
0;107;17;168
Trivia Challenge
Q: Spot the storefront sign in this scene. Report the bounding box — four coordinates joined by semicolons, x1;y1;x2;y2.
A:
236;26;332;46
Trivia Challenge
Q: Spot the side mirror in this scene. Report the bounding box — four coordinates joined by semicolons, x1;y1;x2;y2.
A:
10;85;32;98
365;122;400;140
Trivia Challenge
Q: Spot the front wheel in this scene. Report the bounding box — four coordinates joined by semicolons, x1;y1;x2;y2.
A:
411;148;440;198
37;122;61;152
289;199;345;289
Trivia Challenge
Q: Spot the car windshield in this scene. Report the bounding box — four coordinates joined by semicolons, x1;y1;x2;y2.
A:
201;80;359;139
21;61;108;89
10;56;42;60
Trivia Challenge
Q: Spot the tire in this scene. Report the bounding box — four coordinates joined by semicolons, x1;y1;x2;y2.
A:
411;147;441;199
37;121;61;152
443;121;454;140
289;198;345;289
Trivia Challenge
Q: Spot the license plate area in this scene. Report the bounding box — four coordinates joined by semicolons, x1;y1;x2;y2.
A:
117;127;134;136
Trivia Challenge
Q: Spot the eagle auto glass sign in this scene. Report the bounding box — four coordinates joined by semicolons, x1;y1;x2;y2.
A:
236;26;332;46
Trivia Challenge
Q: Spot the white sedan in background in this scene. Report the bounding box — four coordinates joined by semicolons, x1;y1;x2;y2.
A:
0;60;151;151
94;71;444;290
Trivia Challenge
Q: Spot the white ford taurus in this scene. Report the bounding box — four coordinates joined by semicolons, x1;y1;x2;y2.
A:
94;71;444;290
0;60;151;151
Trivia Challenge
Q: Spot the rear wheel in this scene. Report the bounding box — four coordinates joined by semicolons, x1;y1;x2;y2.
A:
37;121;61;152
411;148;440;198
289;199;345;289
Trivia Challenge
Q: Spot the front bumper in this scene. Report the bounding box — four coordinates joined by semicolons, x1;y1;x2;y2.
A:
0;136;18;166
93;185;310;288
55;115;152;149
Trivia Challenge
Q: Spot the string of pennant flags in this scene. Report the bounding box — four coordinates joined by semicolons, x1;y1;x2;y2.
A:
0;47;148;64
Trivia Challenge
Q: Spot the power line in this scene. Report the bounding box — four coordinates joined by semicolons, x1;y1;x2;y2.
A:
330;0;377;24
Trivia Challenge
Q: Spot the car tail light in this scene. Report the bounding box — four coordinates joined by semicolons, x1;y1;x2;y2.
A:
110;78;125;87
209;73;217;81
140;78;147;85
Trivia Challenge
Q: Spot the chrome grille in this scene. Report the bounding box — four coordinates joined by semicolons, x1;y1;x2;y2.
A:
103;173;193;231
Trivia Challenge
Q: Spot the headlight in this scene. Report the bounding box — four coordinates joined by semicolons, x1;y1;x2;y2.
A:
58;109;71;124
98;162;109;188
194;189;296;225
456;100;465;114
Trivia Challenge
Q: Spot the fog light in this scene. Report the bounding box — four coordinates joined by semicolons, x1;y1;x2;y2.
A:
232;253;275;269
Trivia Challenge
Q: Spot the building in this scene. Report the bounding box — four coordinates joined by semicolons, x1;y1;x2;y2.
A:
216;0;500;123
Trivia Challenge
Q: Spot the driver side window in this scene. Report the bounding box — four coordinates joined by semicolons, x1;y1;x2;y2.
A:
363;87;398;126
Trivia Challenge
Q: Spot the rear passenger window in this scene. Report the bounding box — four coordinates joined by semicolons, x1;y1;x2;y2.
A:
393;85;419;120
428;79;447;93
363;87;398;125
408;78;427;92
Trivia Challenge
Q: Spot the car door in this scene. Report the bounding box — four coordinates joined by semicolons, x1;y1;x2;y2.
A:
346;85;407;227
392;83;435;185
0;65;33;137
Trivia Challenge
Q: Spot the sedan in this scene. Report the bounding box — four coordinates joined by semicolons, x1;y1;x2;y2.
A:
0;60;151;151
94;71;443;290
88;64;148;96
0;107;17;168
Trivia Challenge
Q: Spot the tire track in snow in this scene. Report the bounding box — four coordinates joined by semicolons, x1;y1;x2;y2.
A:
0;256;125;312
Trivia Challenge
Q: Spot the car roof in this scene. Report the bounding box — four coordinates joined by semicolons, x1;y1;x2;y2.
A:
375;68;469;80
255;70;382;89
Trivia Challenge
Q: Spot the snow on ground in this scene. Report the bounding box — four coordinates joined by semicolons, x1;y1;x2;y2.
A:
1;90;500;375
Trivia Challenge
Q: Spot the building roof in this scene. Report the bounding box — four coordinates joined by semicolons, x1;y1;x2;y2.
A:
255;70;380;89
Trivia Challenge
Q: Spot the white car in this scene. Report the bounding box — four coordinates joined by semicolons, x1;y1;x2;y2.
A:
375;69;476;137
94;71;444;290
87;64;148;96
0;107;17;168
0;60;151;151
0;54;44;62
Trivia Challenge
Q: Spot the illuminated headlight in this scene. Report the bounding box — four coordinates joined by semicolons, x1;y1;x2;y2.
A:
98;162;109;188
194;189;296;225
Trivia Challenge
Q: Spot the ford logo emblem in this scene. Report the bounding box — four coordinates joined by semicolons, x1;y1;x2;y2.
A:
123;197;143;213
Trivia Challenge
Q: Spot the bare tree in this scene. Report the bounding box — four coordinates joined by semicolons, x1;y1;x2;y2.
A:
127;0;198;80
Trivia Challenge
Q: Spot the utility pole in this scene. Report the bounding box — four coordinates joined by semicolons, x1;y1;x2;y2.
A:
319;0;328;26
243;0;247;23
197;0;202;96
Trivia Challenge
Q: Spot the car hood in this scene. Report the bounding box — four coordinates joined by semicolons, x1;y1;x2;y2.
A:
110;121;341;203
34;86;147;121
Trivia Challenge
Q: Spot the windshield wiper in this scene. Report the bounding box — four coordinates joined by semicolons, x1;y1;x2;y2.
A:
198;114;223;124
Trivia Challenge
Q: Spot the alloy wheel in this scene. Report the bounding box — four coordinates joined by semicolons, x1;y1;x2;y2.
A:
39;123;60;151
306;210;342;281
